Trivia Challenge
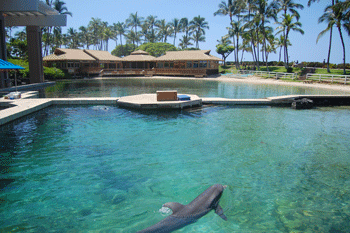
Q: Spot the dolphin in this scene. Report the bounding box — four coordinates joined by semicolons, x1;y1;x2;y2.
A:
137;184;227;233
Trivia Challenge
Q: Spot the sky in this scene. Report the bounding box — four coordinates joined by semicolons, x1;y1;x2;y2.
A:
51;0;349;64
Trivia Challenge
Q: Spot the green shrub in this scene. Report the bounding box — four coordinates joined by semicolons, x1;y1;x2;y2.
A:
43;67;65;80
286;67;293;73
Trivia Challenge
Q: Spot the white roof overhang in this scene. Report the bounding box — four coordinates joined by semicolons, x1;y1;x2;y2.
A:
0;0;67;26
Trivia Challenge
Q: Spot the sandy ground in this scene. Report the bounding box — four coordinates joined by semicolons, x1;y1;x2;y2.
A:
96;75;350;93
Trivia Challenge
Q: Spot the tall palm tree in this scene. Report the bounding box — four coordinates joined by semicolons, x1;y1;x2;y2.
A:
191;30;206;48
125;30;141;49
79;26;91;49
144;15;159;43
254;0;278;70
309;0;335;73
179;35;193;49
115;22;126;47
277;0;304;21
190;15;209;48
276;14;304;69
156;19;173;43
180;17;191;39
88;17;103;50
317;1;348;74
66;27;80;49
126;12;143;47
275;35;291;62
44;0;72;55
170;18;181;46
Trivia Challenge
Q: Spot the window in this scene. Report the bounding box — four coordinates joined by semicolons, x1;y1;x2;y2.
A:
158;62;164;68
187;62;192;68
193;61;198;68
170;62;174;68
199;61;207;68
164;62;169;68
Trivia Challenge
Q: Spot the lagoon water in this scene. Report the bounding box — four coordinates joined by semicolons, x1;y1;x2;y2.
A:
1;78;350;232
43;78;347;98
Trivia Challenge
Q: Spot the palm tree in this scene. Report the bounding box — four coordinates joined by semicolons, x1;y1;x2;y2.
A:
125;30;141;49
277;0;304;21
66;27;80;49
44;0;72;55
317;1;348;74
88;17;103;50
126;12;143;47
156;19;173;43
190;15;209;48
179;35;193;49
180;17;191;39
144;15;158;43
191;30;206;48
276;14;304;69
254;0;278;70
309;0;335;73
275;35;291;62
170;18;181;46
79;26;91;49
115;22;126;47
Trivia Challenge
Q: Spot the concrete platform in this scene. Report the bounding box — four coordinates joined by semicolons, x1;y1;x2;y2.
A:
2;94;350;126
0;97;119;126
116;94;202;109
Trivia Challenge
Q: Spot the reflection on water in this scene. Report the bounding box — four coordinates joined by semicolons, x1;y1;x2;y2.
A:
44;78;347;98
1;106;350;232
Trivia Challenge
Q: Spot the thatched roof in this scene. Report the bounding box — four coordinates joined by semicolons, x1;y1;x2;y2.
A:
84;49;122;61
155;50;222;61
43;48;95;61
122;50;156;61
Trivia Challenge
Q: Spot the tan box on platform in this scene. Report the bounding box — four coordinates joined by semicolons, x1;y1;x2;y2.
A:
157;90;178;101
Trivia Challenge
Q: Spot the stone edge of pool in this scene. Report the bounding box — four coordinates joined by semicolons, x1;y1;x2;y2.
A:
1;93;350;126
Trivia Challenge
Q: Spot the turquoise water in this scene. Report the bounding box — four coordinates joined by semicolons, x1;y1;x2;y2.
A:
1;105;350;232
44;78;348;98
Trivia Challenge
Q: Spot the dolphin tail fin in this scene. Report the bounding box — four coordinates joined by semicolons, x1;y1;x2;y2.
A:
215;205;227;221
163;202;184;214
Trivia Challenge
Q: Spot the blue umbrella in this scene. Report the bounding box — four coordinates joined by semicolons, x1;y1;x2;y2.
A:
0;59;25;92
0;59;25;70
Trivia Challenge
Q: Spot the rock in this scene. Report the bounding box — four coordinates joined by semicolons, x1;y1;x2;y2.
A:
291;98;314;109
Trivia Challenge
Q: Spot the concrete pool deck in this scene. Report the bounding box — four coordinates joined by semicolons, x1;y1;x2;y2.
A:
2;93;350;126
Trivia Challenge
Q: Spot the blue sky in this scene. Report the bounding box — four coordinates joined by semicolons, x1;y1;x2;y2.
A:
60;0;348;64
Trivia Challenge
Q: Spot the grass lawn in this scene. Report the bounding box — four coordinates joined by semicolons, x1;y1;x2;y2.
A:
219;65;350;76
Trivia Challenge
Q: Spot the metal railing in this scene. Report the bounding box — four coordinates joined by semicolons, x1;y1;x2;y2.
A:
306;73;350;84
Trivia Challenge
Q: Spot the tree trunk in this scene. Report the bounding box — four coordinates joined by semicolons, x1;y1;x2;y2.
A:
337;26;346;75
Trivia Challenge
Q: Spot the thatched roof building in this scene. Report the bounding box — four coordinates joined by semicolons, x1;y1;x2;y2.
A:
43;48;95;61
155;50;222;62
122;50;156;62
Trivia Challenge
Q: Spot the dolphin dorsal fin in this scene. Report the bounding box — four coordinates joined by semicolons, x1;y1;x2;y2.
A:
163;202;184;214
215;205;227;221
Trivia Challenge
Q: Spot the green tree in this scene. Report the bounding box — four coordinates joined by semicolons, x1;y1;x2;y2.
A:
216;36;234;66
111;44;135;57
137;42;177;57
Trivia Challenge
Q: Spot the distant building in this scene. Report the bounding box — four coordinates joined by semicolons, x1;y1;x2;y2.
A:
43;48;122;76
43;49;222;77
